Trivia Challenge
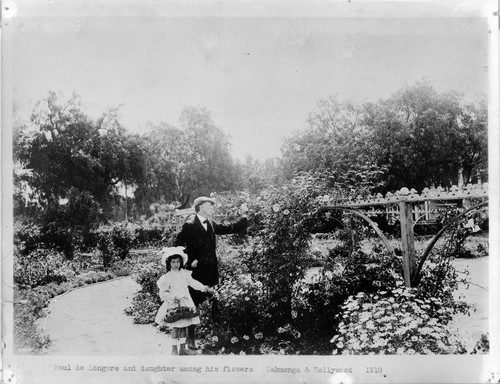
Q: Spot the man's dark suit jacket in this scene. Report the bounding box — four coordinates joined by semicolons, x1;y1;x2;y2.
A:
173;214;248;305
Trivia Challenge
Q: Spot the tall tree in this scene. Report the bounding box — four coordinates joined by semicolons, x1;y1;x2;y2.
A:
135;106;241;212
281;95;384;193
365;81;487;191
177;106;239;202
135;122;184;211
14;91;145;215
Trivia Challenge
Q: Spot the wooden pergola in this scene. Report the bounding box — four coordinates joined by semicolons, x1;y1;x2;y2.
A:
320;183;488;287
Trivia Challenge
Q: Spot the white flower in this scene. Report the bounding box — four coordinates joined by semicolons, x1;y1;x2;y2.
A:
272;204;281;212
283;209;290;216
231;337;239;344
366;320;375;330
243;335;250;341
255;332;263;339
212;336;219;343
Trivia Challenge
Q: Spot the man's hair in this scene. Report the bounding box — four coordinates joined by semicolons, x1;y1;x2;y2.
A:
195;205;201;213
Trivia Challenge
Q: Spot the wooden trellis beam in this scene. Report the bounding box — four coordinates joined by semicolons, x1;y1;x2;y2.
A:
321;182;488;288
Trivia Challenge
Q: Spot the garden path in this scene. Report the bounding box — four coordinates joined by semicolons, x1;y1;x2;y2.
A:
41;277;172;355
449;256;489;352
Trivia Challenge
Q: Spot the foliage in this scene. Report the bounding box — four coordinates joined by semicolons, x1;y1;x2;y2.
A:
14;221;44;257
291;246;402;351
14;248;74;288
110;223;134;260
14;189;102;259
124;291;161;324
233;156;284;193
471;333;489;354
332;288;466;355
124;259;163;323
280;81;487;191
245;174;328;321
364;81;487;190
135;106;242;212
131;262;163;296
196;274;273;355
417;251;469;316
14;302;51;354
72;271;115;285
97;231;118;269
281;97;377;184
14;92;145;210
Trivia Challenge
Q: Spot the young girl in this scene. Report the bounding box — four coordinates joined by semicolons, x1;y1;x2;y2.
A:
155;246;216;355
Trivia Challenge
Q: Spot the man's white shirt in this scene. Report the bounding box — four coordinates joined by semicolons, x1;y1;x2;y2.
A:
197;214;209;231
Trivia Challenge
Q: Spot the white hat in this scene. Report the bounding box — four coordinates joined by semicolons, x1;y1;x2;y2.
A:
160;246;188;266
193;196;216;208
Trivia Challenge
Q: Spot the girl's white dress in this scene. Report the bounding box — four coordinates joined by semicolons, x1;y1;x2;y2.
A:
154;269;206;328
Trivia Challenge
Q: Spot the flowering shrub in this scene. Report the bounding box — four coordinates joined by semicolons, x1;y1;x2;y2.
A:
332;288;466;355
416;251;469;316
14;301;51;354
124;260;163;323
243;174;329;323
110;223;134;260
131;262;163;296
132;226;167;247
124;291;161;324
14;249;70;288
73;271;115;285
197;273;269;354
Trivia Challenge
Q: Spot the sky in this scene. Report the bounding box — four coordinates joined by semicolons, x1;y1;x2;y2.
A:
7;2;491;161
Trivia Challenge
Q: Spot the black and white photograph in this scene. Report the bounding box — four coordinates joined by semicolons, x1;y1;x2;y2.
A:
2;0;499;383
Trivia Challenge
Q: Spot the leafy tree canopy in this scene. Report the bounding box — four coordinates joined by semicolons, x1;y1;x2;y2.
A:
14;91;146;213
280;80;487;193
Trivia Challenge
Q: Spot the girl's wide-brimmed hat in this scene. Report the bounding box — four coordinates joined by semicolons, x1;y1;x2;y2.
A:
160;246;188;266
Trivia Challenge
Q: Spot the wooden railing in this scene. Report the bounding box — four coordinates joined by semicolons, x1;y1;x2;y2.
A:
321;182;489;287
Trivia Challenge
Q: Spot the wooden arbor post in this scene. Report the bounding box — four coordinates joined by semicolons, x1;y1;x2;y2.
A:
399;188;417;287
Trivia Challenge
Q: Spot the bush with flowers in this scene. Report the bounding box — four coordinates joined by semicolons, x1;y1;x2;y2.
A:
332;287;466;355
14;248;73;288
124;258;163;324
290;244;402;353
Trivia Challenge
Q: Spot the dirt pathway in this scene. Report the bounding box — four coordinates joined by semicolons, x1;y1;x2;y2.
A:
41;277;172;355
449;256;489;352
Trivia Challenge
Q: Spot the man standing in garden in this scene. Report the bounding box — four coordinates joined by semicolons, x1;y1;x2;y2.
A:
173;196;249;351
